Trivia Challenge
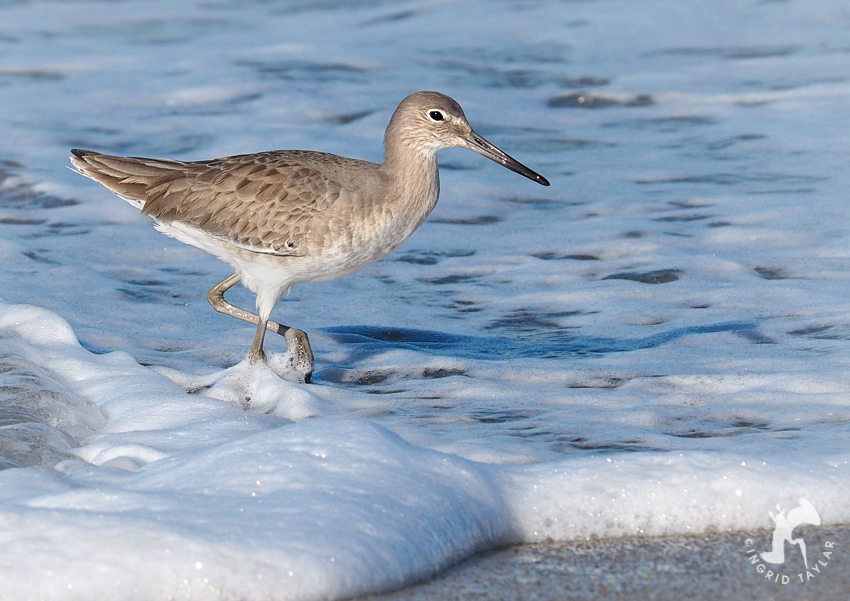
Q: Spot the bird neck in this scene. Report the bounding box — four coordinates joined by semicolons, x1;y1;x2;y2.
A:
381;132;441;216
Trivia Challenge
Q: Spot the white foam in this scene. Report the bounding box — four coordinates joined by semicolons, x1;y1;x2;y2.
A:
2;305;850;599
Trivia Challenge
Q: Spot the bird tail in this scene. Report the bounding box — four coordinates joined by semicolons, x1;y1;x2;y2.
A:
69;149;187;209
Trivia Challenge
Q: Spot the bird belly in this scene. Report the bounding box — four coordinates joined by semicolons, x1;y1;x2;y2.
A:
303;210;426;283
302;187;437;282
153;191;431;315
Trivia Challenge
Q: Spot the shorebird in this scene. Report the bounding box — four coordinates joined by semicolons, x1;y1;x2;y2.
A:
70;91;549;382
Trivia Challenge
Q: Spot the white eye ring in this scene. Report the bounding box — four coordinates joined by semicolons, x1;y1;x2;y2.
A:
428;110;445;122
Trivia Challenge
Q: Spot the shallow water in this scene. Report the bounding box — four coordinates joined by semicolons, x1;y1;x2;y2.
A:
1;0;850;599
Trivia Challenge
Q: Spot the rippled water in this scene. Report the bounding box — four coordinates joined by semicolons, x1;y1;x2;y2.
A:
1;0;850;598
1;0;849;456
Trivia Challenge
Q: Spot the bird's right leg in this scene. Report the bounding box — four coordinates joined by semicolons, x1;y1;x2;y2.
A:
207;274;314;380
248;316;268;364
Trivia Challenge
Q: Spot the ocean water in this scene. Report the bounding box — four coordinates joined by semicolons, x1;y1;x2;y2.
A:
2;0;850;598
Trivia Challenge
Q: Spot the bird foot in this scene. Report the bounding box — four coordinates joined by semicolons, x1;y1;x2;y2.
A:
247;348;265;365
247;327;313;383
283;328;314;383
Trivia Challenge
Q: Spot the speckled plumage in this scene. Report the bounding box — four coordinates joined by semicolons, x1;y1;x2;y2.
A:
70;91;549;378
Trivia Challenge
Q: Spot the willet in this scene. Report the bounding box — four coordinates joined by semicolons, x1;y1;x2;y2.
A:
70;91;549;382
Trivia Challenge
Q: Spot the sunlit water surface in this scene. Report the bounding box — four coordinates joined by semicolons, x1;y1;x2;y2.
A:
1;1;850;599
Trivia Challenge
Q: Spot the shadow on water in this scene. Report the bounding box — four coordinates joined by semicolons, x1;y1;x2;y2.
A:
324;321;769;361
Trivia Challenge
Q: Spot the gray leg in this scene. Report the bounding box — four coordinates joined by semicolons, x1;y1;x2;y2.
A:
248;316;268;365
207;274;314;380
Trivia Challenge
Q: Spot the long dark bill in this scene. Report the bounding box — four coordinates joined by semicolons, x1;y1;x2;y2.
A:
463;131;550;186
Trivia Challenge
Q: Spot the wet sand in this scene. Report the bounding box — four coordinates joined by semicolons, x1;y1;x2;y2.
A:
357;525;849;601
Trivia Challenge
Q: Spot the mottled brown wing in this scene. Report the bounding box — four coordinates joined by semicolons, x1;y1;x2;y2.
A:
71;148;372;255
141;151;346;256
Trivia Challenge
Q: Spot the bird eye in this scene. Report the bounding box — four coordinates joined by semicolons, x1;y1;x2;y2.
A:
428;110;445;122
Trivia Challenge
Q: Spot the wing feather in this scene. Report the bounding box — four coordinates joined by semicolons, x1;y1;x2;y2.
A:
73;149;378;257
